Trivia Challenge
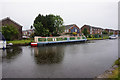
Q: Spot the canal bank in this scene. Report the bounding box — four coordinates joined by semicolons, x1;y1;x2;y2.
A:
6;37;110;46
7;40;31;46
96;58;120;78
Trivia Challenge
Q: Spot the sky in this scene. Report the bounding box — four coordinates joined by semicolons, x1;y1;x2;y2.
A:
0;0;119;30
118;1;120;30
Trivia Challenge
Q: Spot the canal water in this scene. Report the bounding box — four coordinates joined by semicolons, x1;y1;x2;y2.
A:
1;39;119;78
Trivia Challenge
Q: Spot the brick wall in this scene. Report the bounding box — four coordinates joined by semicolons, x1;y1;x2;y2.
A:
81;25;90;34
2;18;22;40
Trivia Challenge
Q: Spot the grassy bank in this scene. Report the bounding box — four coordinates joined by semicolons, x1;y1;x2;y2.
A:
97;58;120;79
108;58;120;78
7;40;32;45
87;37;109;40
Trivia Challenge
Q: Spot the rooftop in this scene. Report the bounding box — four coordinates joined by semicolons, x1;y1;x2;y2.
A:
0;17;23;27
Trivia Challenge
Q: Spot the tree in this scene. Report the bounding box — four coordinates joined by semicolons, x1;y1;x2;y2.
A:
53;15;64;35
33;14;64;37
110;32;113;35
30;25;33;29
45;14;56;34
2;25;19;40
82;28;88;37
34;22;49;37
102;31;108;35
30;33;35;39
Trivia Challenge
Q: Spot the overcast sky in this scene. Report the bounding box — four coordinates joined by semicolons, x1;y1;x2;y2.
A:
0;0;119;30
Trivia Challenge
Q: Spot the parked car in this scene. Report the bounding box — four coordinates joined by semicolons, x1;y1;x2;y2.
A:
109;35;117;39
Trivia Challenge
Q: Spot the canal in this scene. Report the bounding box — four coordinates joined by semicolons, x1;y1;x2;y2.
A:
1;39;119;78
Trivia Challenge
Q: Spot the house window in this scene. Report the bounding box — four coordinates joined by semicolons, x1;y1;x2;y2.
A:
75;29;77;32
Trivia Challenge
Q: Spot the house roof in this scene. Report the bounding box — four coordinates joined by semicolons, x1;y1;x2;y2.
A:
105;29;115;31
64;24;77;29
84;25;103;29
0;17;23;27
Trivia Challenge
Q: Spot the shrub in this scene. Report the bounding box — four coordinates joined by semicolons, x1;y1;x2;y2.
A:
2;25;19;40
88;34;92;38
94;34;100;38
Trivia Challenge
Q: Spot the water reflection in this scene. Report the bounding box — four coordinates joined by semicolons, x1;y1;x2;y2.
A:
33;46;64;64
2;46;22;60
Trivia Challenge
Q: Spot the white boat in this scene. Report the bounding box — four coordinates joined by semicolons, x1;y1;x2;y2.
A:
0;40;6;49
0;32;6;49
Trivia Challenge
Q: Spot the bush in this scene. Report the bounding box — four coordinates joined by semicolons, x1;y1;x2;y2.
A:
93;34;100;38
88;34;92;38
102;31;108;35
52;33;60;36
2;25;19;40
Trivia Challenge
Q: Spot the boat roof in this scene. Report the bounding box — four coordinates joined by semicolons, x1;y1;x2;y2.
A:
0;32;6;40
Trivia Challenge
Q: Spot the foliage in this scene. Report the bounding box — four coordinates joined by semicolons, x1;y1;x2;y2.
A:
30;25;33;29
102;36;109;39
87;36;109;40
2;25;19;41
108;58;120;78
93;34;100;38
88;34;92;38
52;33;60;36
30;33;35;39
72;32;77;36
110;32;113;35
87;38;103;40
88;34;101;38
108;68;119;78
64;32;72;35
34;22;49;36
7;40;31;44
33;14;64;37
82;28;88;37
113;58;120;66
53;15;64;34
102;31;108;35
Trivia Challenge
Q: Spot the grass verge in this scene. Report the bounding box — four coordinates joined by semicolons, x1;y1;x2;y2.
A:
87;37;109;40
108;58;120;78
7;40;32;45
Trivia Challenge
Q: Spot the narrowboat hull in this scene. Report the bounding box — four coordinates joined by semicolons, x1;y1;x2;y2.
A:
31;36;87;47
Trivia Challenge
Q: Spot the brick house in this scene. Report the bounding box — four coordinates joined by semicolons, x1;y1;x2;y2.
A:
63;24;80;36
114;30;120;35
0;17;23;40
81;25;103;35
105;29;115;35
